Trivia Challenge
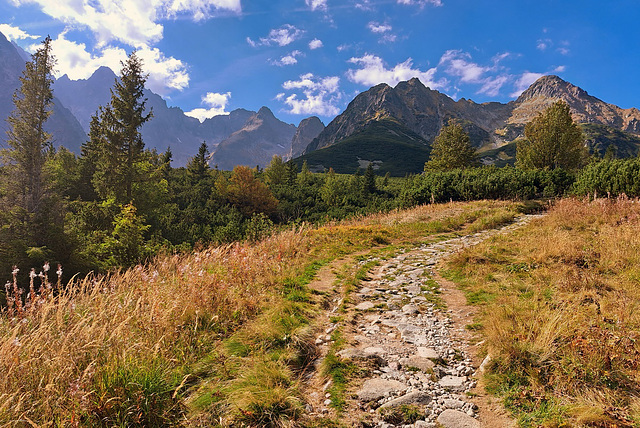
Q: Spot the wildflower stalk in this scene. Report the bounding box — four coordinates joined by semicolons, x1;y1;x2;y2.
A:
12;266;23;317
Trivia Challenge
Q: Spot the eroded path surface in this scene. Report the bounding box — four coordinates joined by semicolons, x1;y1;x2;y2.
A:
307;215;542;428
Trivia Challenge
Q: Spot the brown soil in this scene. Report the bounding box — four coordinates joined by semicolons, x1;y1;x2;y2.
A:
434;270;516;427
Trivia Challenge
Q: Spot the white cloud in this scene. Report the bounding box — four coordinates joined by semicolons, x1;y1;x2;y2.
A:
537;38;551;51
355;0;374;10
346;54;442;88
367;22;397;43
185;91;231;122
439;50;487;83
0;23;40;41
279;73;341;116
553;65;566;73
136;47;190;93
248;24;305;47
271;50;302;66
438;50;510;96
397;0;443;6
309;38;323;49
305;0;327;12
511;72;545;97
478;76;509;97
368;22;392;34
557;47;570;55
49;32;189;95
11;0;241;48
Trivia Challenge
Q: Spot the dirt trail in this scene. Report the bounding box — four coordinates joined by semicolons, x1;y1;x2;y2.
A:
302;215;542;427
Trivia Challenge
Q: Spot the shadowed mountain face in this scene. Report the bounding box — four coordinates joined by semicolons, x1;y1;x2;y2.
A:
289;116;324;159
303;75;640;167
52;66;255;166
211;107;297;170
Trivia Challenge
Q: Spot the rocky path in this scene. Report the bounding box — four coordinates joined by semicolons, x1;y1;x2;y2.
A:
308;214;542;427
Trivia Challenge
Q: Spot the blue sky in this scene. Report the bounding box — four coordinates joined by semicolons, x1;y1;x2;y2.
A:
1;0;638;125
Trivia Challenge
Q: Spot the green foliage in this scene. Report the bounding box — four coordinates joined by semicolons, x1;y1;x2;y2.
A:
517;101;588;170
99;203;152;268
425;119;477;170
4;36;55;215
573;158;640;197
293;119;430;176
91;52;153;203
88;358;184;427
401;166;575;206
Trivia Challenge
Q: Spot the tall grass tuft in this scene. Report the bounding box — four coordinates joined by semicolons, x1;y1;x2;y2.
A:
446;196;640;426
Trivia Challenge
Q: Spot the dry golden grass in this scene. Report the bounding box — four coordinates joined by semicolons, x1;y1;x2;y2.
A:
446;197;640;427
0;200;521;426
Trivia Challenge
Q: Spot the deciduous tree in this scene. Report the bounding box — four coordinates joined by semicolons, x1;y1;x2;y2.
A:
516;100;588;170
425;120;476;171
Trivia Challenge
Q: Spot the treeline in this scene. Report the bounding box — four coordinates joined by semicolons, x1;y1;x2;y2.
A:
2;41;640;283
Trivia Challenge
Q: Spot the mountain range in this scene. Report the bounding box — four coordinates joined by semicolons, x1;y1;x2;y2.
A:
1;30;640;173
296;75;640;174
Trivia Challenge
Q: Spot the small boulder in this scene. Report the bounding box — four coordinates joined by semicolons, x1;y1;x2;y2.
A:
436;409;480;428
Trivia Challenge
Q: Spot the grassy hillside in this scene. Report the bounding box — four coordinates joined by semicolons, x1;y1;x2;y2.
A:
293;119;431;176
445;197;640;426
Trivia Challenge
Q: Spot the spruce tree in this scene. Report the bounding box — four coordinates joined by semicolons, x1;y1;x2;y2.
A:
5;36;55;215
92;52;153;203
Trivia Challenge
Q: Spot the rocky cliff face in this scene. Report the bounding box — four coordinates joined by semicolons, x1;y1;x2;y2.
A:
510;75;640;133
211;107;296;170
289;116;324;159
305;78;514;153
305;75;640;156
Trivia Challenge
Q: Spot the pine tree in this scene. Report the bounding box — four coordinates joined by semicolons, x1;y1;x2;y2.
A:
425;120;476;171
187;142;210;182
5;36;55;214
363;163;377;194
92;52;153;203
516;100;588;170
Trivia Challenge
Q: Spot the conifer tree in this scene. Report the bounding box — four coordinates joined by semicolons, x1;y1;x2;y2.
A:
363;163;377;194
92;52;153;203
5;36;55;215
187;142;210;182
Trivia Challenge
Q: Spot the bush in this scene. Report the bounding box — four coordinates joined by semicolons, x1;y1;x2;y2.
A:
573;158;640;197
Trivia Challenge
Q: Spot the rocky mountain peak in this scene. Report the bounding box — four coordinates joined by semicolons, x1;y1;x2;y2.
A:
516;75;589;104
257;106;276;119
289;116;325;159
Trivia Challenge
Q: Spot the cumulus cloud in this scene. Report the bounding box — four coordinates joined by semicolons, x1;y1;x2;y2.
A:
48;32;189;95
0;23;40;41
278;73;341;116
185;91;231;122
12;0;241;48
305;0;327;12
271;50;303;66
510;72;545;97
346;54;442;88
247;24;305;47
397;0;443;6
438;50;510;96
309;38;323;49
